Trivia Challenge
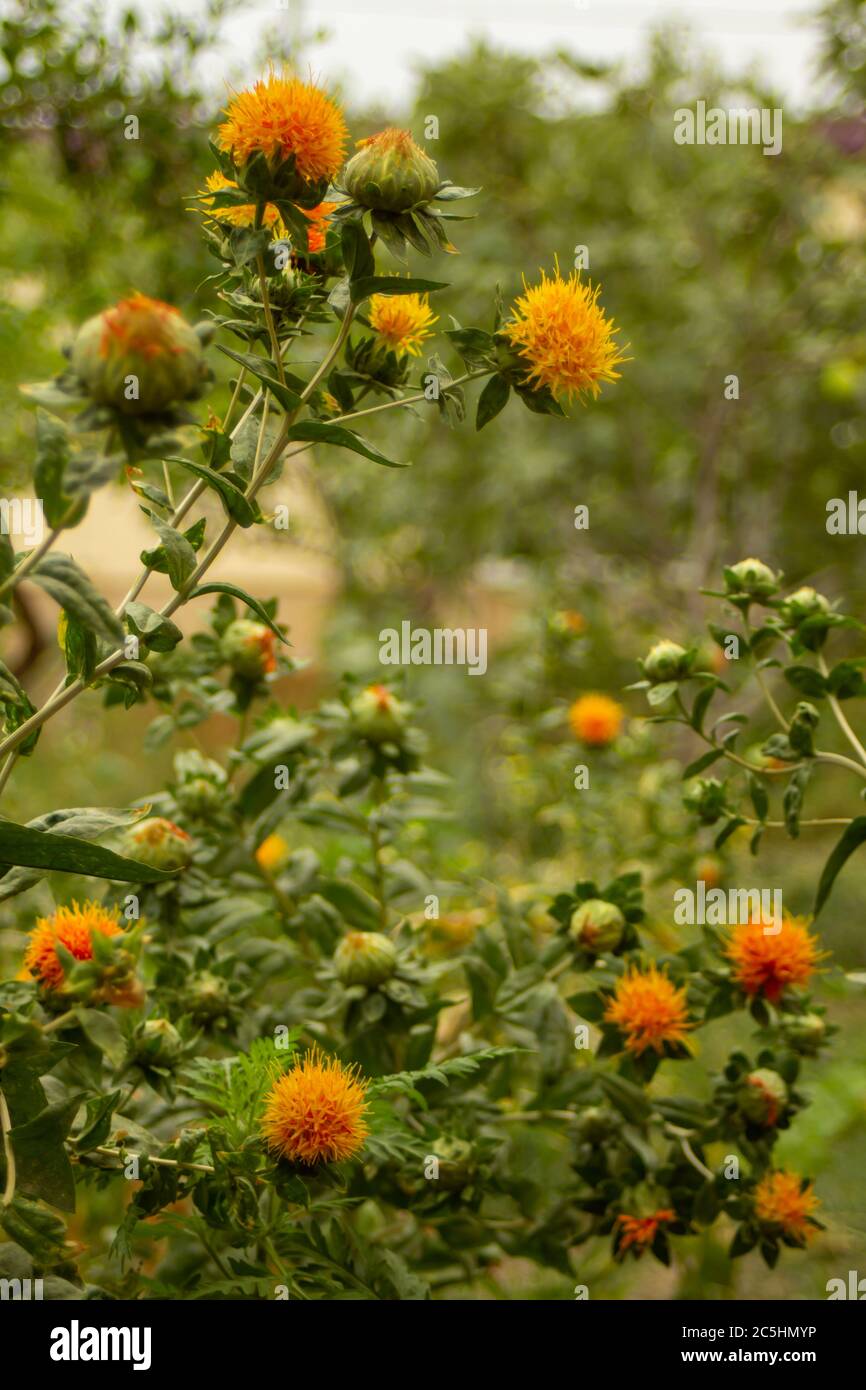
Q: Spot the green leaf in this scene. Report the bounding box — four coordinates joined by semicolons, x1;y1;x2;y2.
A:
826;659;866;700
814;816;866;916
445;327;496;367
0;805;149;903
682;748;724;779
369;1047;515;1098
186;583;289;644
0;658;39;756
286;419;409;469
0;1197;67;1261
475;374;509;430
216;345;304;414
783;764;812;839
75;1089;122;1153
167;458;259;528
140;510;197;591
316;877;382;932
690;683;717;734
598;1071;652;1124
30;553;125;645
647;680;677;707
566;991;605;1022
715;816;746;849
340;220;375;282
747;772;769;822
34;409;76;529
0;819;180;883
349;275;447;305
8;1094;82;1211
124;601;182;653
784;665;826;698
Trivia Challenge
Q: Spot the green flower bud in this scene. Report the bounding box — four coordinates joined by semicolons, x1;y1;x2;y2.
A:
182;971;233;1024
130;1018;184;1068
573;1105;620;1146
430;1136;476;1190
334;930;398;987
779;587;830;626
345;333;411;388
71;293;207;416
568;898;625;953
343;128;440;213
220;619;277;679
683;777;728;825
172;750;227;817
121;817;192;871
643;640;691;684
781;1012;827;1054
724;558;780;601
738;1068;788;1127
349;684;409;744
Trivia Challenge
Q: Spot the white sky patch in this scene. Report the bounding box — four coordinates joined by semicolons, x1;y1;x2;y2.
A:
95;0;826;114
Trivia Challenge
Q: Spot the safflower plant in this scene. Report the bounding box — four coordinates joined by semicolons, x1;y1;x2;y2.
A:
0;69;827;1300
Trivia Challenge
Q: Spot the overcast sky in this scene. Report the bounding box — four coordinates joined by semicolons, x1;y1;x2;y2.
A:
101;0;826;110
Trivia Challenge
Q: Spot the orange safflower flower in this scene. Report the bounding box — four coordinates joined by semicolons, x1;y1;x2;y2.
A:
368;292;438;356
603;962;693;1056
261;1047;369;1165
22;901;123;992
615;1207;675;1254
217;72;347;184
725;915;825;1004
753;1171;819;1244
568;693;624;746
501;264;628;404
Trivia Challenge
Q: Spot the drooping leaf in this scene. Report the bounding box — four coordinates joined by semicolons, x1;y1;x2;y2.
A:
287;420;409;469
30;553;125;645
814;816;866;916
0;819;179;883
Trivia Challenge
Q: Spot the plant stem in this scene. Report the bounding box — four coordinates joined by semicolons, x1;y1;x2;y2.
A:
0;526;62;601
818;652;866;769
256;253;288;387
0;1087;16;1206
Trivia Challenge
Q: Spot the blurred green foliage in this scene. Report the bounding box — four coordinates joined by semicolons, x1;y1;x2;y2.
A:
1;0;865;1299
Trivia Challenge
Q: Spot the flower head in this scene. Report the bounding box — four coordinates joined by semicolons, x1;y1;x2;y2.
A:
753;1171;819;1244
261;1047;369;1165
501;264;627;403
615;1208;674;1256
568;693;623;746
603;962;692;1056
23;901;123;992
725;914;825;1003
255;833;290;874
71;294;206;415
217;72;347;185
368;292;438;356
